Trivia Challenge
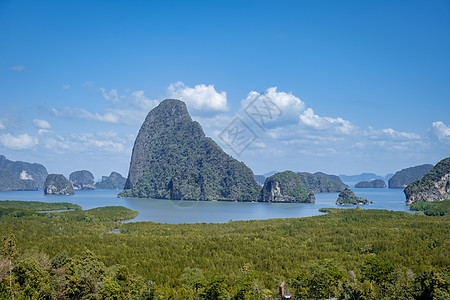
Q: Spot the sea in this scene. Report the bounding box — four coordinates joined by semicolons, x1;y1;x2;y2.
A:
0;187;412;224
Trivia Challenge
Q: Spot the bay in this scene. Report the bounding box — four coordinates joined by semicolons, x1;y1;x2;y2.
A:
0;188;411;224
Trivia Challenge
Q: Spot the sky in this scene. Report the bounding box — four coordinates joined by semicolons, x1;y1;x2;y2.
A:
0;0;449;180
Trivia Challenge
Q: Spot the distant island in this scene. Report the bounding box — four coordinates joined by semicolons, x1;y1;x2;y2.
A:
354;179;386;188
0;155;48;191
298;172;347;193
260;171;314;203
95;172;127;189
388;164;434;188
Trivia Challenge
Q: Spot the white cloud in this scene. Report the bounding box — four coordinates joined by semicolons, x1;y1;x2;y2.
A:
131;91;159;110
33;119;51;130
299;108;357;135
430;121;450;142
100;88;119;104
50;106;146;125
0;133;38;150
62;85;70;90
241;87;305;123
11;65;25;71
168;81;229;113
0;122;5;130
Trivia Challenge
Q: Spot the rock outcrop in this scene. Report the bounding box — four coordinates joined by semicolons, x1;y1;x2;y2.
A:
388;164;433;188
44;174;75;195
336;188;369;205
95;172;127;189
69;170;95;190
0;155;48;190
298;172;347;193
355;179;386;188
404;157;450;204
119;99;260;201
260;171;313;203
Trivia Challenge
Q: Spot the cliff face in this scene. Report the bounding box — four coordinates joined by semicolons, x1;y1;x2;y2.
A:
0;169;38;191
354;179;386;188
404;157;450;204
95;172;126;189
119;99;260;201
260;171;313;203
0;155;48;189
44;174;75;195
388;164;433;188
69;170;95;190
298;172;347;193
336;188;369;205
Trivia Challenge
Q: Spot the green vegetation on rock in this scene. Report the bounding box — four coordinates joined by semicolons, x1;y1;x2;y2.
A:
298;172;348;193
69;170;95;190
336;188;369;205
0;155;48;191
119;99;260;201
44;174;75;196
261;171;312;202
404;157;450;204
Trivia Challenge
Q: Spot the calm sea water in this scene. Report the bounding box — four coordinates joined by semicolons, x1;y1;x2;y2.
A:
0;188;411;224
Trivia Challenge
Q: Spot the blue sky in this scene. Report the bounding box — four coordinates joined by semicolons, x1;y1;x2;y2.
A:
0;0;449;180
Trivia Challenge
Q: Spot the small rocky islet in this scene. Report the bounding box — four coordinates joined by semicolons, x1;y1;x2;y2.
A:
336;188;369;205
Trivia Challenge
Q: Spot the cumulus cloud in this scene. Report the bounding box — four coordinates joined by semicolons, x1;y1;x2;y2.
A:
33;119;51;130
11;65;25;71
367;127;420;140
241;87;304;123
131;91;159;110
299;108;357;135
168;81;229;113
430;121;450;142
0;133;38;150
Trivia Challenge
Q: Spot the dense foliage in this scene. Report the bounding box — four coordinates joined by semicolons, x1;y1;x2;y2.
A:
388;164;434;188
261;171;310;202
1;200;449;299
409;199;450;216
298;172;347;193
404;157;450;201
119;99;260;201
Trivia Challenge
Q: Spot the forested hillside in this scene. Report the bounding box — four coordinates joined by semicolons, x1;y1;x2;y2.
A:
0;201;448;299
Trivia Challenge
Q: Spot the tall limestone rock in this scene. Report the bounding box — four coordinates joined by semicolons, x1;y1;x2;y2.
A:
0;155;48;189
404;157;450;204
260;171;314;203
119;99;260;201
69;170;95;190
44;174;75;196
